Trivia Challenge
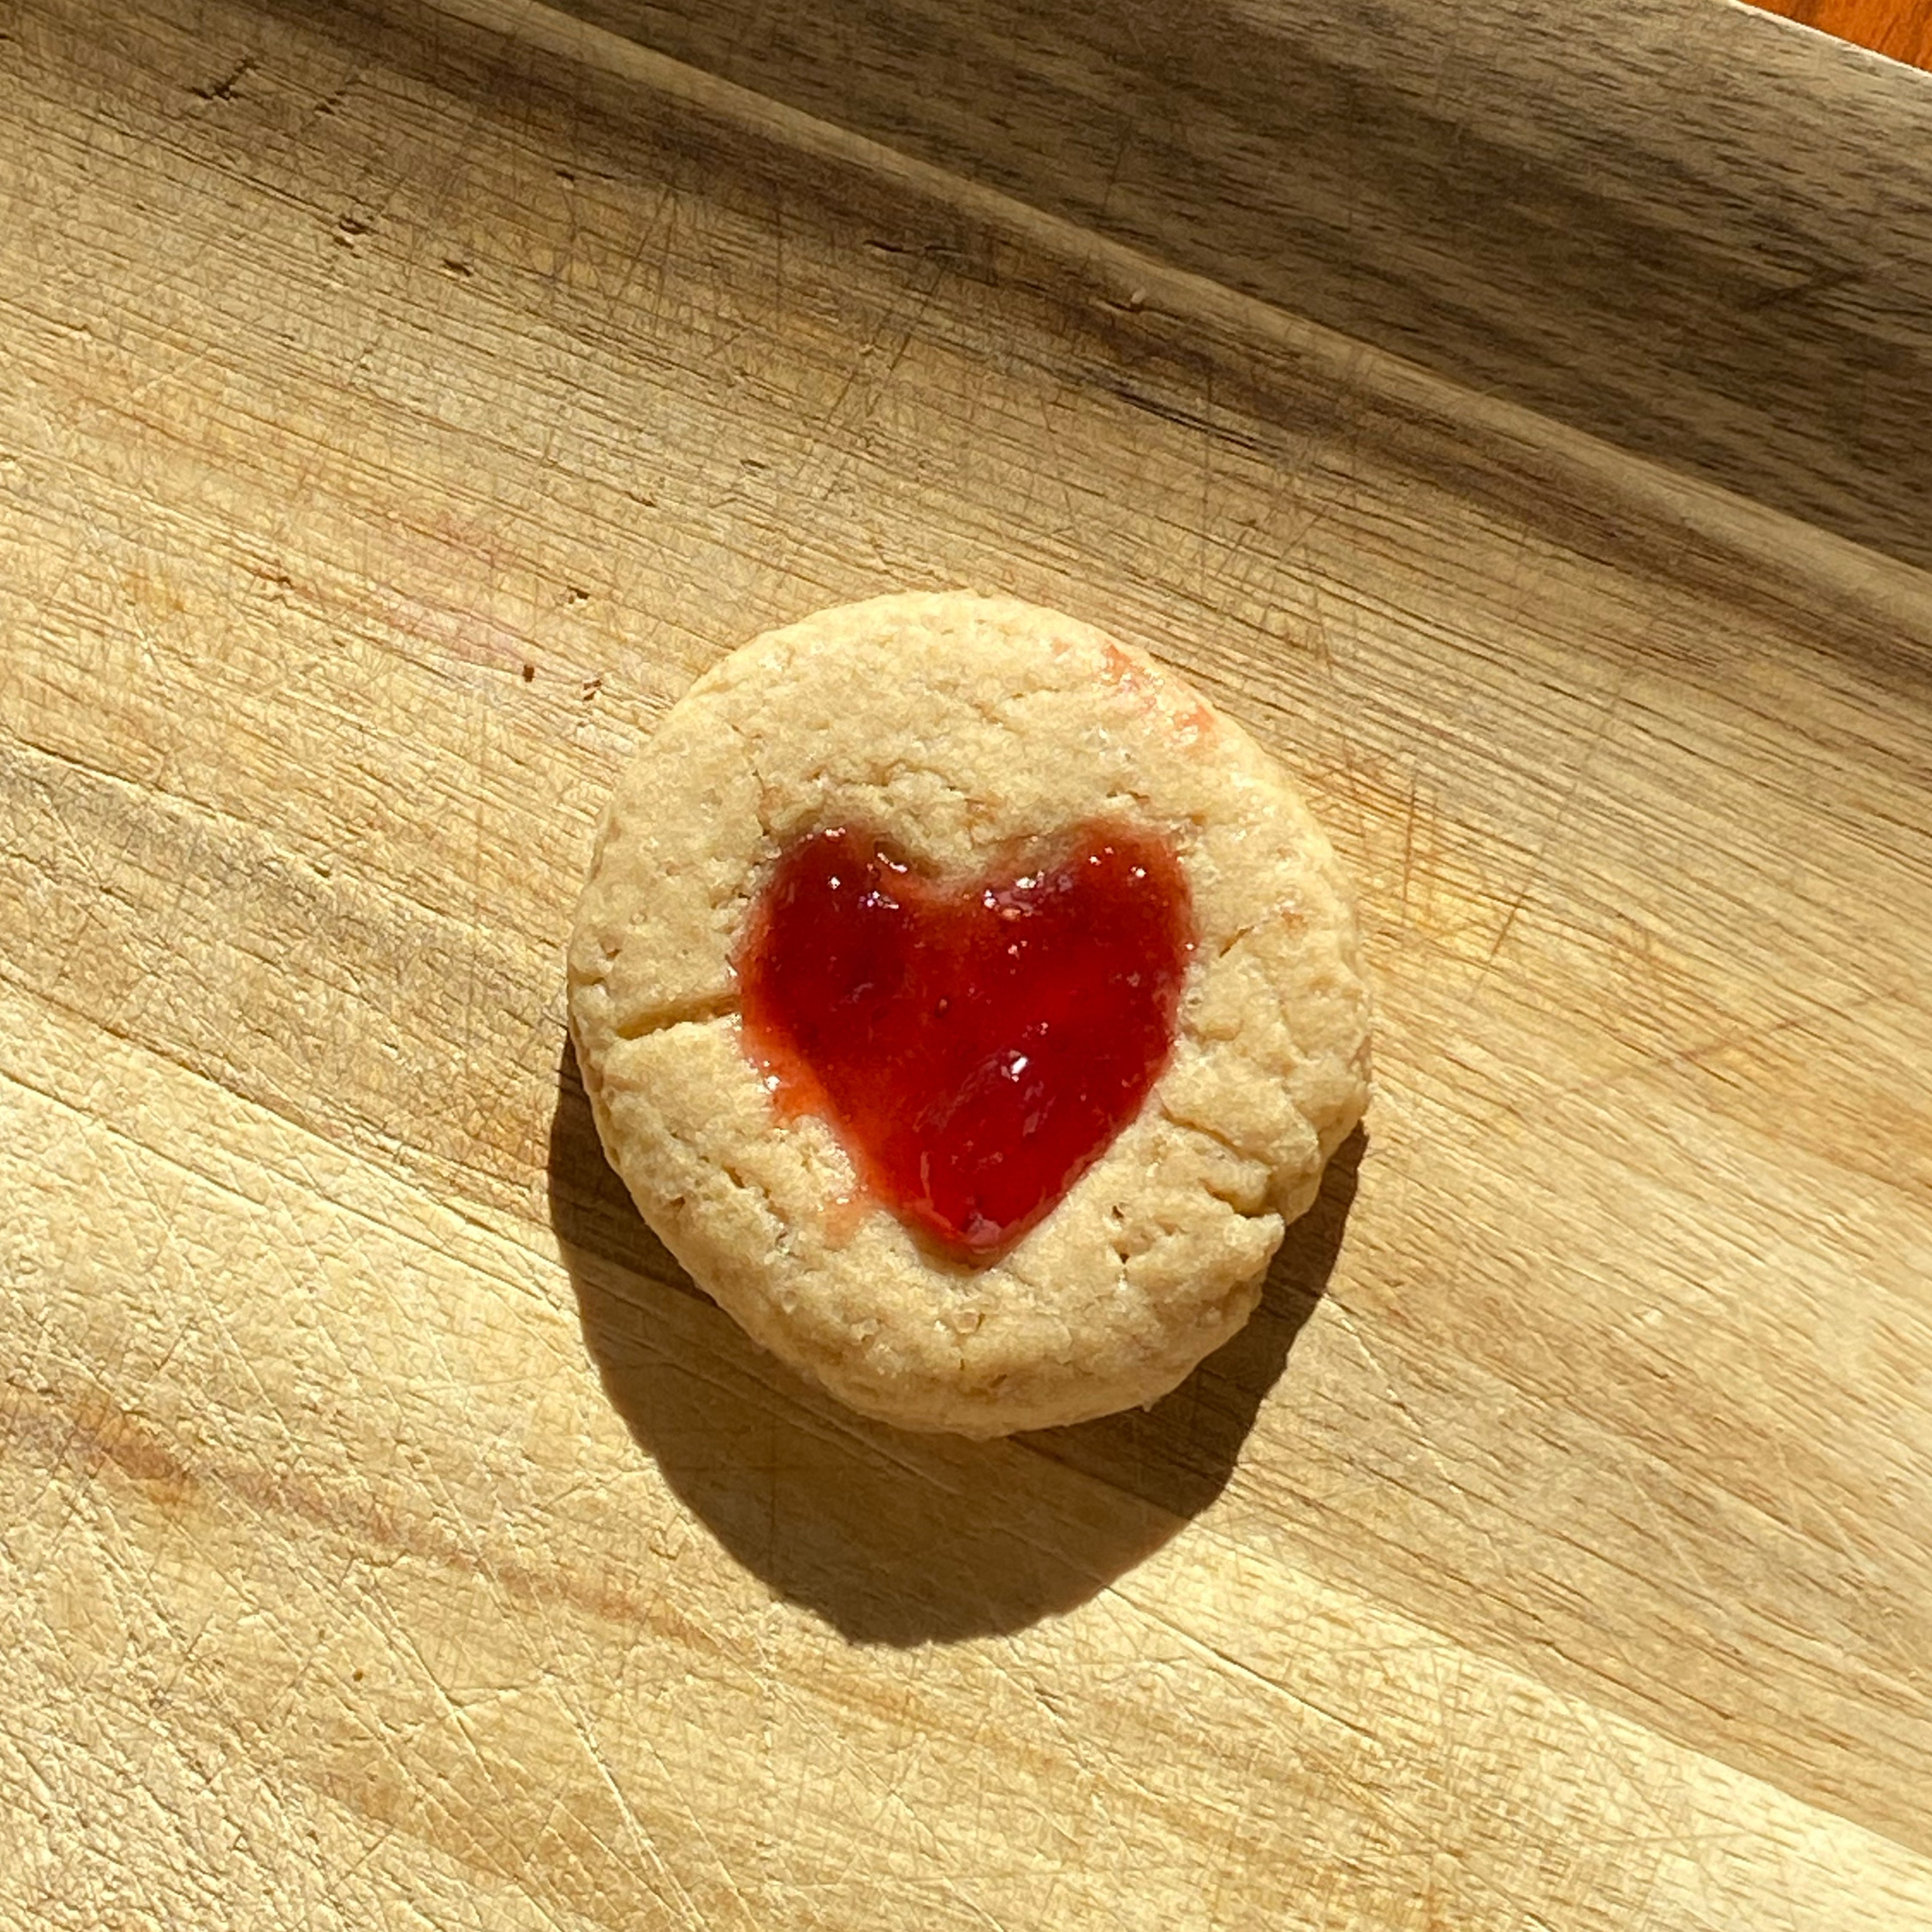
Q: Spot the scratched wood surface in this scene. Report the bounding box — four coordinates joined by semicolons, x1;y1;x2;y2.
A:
565;0;1932;578
3;0;1931;1926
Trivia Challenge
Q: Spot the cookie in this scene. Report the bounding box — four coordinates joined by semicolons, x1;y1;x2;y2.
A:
568;593;1370;1436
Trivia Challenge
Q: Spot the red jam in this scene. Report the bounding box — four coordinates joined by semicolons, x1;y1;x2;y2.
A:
737;823;1195;1261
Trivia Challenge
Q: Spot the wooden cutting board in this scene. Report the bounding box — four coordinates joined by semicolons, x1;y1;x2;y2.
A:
3;0;1929;1925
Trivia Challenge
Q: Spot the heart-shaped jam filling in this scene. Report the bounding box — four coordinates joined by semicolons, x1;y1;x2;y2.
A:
737;823;1195;1260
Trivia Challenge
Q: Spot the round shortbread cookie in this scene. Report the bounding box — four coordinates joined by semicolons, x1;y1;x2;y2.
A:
568;592;1370;1436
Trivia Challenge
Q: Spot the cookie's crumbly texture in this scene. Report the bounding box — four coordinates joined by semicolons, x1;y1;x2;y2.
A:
569;593;1370;1435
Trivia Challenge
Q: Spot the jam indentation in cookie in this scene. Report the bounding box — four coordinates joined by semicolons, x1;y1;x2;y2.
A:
738;823;1195;1260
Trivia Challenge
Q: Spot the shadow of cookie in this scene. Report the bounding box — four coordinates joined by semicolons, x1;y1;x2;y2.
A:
547;1040;1362;1645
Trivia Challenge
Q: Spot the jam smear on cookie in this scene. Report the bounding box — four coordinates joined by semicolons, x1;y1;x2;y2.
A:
738;823;1195;1261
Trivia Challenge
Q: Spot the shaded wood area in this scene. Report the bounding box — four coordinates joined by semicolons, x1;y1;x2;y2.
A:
563;0;1932;576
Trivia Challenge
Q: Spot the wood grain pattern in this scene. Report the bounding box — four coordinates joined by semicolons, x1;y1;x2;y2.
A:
3;0;1930;1924
1755;0;1932;69
560;0;1932;579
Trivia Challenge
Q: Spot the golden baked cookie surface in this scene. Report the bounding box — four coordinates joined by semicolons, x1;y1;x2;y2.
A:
569;592;1370;1435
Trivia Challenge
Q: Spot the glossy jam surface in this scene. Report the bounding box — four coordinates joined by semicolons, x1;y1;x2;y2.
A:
738;823;1195;1261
